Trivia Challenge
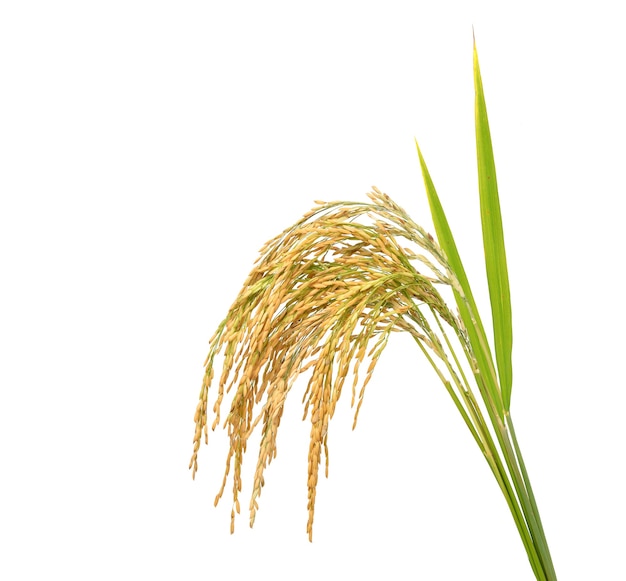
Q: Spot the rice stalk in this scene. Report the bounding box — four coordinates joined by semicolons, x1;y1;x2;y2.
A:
190;41;557;580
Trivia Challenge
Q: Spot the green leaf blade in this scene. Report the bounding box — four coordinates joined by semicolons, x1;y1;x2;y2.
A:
415;140;504;418
473;42;513;410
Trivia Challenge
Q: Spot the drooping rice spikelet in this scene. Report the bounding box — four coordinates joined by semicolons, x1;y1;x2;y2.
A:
190;187;470;540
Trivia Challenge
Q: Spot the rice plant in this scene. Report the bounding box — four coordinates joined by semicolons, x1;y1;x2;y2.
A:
190;40;557;580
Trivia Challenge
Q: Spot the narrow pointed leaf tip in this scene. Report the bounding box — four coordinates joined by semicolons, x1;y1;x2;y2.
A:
473;43;513;410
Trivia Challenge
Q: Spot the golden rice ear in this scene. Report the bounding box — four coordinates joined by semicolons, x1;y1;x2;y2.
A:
190;191;466;538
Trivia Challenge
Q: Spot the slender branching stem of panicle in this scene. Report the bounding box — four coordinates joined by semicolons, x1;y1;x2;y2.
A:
190;188;554;579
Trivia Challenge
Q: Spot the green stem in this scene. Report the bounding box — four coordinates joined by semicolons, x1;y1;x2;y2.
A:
475;376;547;580
409;302;553;579
419;312;546;578
496;422;549;578
452;292;553;579
506;413;557;579
430;314;544;575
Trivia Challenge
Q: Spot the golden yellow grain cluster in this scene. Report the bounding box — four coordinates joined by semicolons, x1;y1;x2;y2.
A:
190;187;465;540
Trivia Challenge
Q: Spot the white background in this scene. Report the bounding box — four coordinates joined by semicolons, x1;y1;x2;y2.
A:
1;2;625;579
